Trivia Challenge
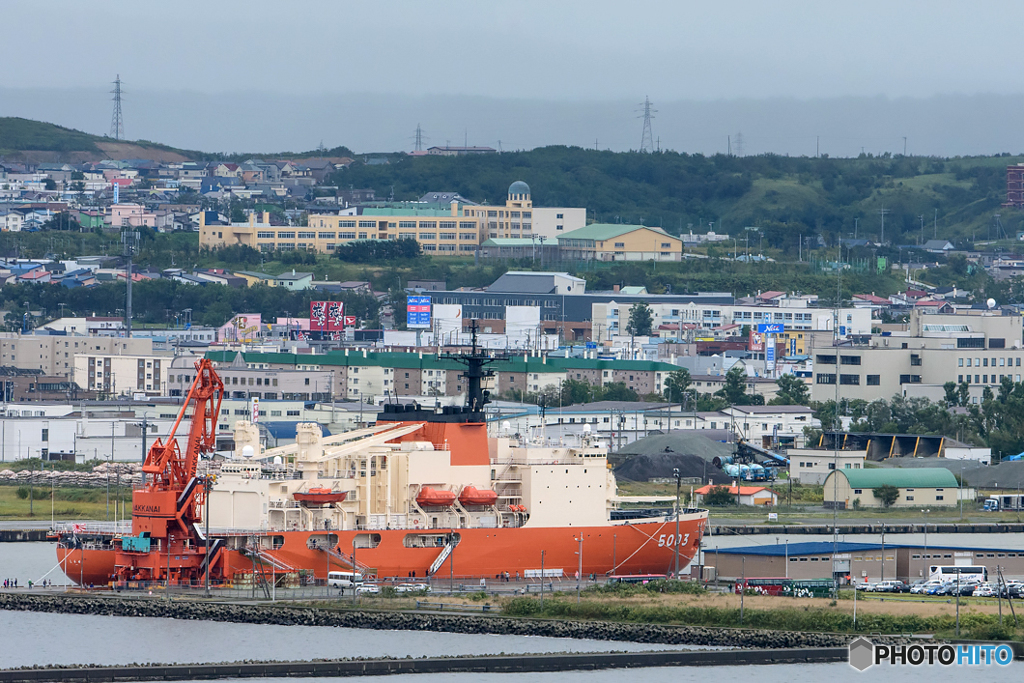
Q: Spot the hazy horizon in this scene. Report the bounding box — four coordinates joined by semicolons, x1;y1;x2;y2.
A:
4;89;1024;159
4;1;1024;157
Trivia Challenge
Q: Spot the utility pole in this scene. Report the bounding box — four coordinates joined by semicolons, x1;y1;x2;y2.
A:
955;568;961;636
879;208;889;245
740;557;745;624
576;536;583;605
540;550;545;609
673;467;681;577
880;523;885;583
122;226;138;338
204;475;211;597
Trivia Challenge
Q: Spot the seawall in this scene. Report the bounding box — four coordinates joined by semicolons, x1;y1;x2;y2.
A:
0;593;855;649
0;648;849;682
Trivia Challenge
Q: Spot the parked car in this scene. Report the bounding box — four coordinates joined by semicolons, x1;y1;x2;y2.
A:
973;583;995;597
956;582;978;597
395;582;431;593
356;583;381;595
927;583;952;596
999;582;1023;599
912;580;943;595
873;580;908;593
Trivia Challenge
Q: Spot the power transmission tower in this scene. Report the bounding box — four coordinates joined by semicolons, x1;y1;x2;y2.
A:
734;132;745;157
637;96;656;153
110;75;125;140
414;124;425;152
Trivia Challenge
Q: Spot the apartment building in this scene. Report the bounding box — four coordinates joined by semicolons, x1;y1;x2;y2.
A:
72;352;171;397
0;334;156;379
204;349;690;402
307;205;481;255
169;354;338;401
810;310;1024;403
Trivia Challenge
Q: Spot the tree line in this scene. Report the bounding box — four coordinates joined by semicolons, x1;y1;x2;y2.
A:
3;280;380;329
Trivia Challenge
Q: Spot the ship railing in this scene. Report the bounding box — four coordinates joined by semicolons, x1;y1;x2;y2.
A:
491;457;593;467
268;500;302;509
55;521;132;535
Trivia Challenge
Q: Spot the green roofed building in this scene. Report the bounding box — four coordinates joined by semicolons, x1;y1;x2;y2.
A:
823;467;962;509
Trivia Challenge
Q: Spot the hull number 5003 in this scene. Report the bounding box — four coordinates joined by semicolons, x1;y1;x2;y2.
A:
658;533;689;547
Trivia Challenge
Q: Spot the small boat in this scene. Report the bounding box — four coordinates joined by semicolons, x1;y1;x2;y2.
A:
416;486;457;507
293;487;348;505
458;486;498;506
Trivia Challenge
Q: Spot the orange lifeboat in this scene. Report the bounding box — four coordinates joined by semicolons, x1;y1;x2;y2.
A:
416;486;457;507
293;487;348;505
458;486;498;506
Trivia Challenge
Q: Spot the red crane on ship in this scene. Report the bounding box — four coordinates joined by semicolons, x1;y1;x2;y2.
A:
112;358;224;584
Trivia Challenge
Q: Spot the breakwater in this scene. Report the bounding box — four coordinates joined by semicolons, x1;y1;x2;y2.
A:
0;530;49;542
0;593;854;650
0;648;849;682
709;522;1024;535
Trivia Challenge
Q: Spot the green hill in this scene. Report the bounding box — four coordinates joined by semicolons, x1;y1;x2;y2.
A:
0;117;203;162
331;147;1024;250
0;117;104;154
0;117;354;163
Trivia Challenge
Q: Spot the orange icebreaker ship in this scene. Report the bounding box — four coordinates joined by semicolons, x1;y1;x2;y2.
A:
58;331;708;587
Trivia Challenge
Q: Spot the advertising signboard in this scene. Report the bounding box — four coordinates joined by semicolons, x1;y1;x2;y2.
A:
407;296;432;329
310;301;344;332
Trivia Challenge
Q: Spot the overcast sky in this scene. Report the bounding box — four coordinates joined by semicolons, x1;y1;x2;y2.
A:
3;1;1024;155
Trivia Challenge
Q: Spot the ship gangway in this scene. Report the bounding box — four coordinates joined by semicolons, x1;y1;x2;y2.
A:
307;538;373;574
427;535;460;576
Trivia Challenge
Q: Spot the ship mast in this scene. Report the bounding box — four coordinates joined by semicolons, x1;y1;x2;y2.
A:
441;320;506;419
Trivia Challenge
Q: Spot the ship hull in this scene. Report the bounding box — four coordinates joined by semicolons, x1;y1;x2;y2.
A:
56;546;118;586
58;514;707;585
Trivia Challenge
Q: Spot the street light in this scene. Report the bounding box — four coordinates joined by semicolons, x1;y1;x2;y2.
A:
960;464;965;520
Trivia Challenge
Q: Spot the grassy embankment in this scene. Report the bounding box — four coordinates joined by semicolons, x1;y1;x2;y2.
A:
303;582;1022;641
499;586;1022;641
0;485;130;520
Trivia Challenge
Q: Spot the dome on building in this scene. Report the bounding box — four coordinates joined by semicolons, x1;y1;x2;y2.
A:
508;180;530;197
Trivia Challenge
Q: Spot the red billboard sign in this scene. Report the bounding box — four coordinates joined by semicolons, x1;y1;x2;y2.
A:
310;301;345;331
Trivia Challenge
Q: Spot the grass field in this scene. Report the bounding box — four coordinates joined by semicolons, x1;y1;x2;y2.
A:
0;485;131;521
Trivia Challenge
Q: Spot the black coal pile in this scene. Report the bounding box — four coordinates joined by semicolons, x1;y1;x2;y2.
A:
613;452;710;482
